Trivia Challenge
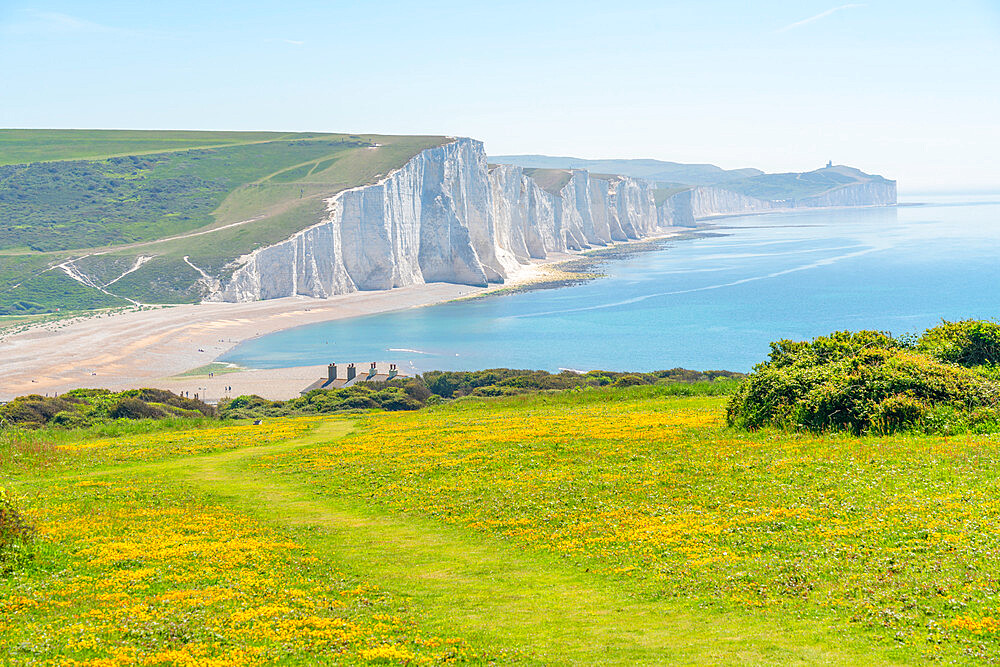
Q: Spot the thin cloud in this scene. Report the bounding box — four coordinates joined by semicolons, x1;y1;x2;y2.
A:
775;3;865;33
25;10;115;33
266;38;305;46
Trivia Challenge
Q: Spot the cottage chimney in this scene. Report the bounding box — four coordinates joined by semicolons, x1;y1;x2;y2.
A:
328;363;337;382
347;363;356;381
388;363;398;379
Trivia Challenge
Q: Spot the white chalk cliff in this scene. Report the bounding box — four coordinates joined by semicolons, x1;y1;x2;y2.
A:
210;138;895;302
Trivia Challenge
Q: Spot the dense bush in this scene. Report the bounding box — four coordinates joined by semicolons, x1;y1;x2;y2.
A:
0;388;213;429
727;328;1000;435
918;319;1000;367
218;379;429;419
423;368;743;399
109;398;166;420
0;487;34;574
219;368;745;419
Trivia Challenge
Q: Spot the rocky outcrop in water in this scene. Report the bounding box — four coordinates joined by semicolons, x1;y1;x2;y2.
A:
210;139;896;303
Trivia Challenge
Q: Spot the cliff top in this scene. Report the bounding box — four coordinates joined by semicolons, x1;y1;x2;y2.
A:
523;167;573;196
721;165;895;201
491;154;763;186
492;153;893;202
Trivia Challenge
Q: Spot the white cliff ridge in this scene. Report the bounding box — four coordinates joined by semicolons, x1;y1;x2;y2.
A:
210;138;896;303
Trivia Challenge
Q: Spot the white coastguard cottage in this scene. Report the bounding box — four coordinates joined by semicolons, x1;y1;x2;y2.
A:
300;362;405;395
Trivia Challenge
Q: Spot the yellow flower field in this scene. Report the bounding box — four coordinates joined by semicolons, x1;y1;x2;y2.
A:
56;418;320;464
2;477;473;665
6;386;1000;663
4;417;322;473
264;391;1000;662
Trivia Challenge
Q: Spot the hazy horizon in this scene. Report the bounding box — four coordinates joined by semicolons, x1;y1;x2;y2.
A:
2;0;998;192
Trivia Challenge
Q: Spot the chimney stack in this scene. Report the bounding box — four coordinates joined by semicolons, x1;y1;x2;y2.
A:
388;363;398;379
328;363;337;383
347;363;356;381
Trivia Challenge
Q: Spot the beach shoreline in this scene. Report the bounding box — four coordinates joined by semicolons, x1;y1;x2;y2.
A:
0;229;689;401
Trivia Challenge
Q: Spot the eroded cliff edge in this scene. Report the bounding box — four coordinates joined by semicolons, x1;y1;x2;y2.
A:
210;138;895;302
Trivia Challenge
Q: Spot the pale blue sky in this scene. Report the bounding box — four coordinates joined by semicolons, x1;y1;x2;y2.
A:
1;1;998;191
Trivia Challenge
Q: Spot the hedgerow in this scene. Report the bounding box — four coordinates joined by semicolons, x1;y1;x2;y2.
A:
0;388;213;430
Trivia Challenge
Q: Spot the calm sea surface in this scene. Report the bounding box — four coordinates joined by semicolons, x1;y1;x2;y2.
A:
221;194;1000;374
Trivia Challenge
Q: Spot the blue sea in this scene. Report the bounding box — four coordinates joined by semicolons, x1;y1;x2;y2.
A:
221;194;1000;374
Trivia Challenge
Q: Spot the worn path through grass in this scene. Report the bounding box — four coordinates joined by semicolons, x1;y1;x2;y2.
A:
100;418;911;666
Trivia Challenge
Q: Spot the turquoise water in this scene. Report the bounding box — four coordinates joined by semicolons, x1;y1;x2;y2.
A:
222;195;1000;374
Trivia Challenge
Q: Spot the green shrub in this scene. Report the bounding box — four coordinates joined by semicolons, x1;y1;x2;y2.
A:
49;410;87;428
0;395;79;427
0;487;34;574
218;369;745;419
0;388;212;430
109;398;167;420
727;329;1000;435
422;368;742;398
613;374;646;387
918;319;1000;367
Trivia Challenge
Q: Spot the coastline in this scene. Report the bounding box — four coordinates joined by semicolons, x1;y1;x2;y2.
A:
0;228;691;401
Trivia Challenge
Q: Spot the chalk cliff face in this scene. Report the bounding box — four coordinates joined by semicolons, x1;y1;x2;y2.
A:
688;186;781;218
218;139;498;302
210;138;896;303
213;139;671;302
657;189;696;227
796;180;897;208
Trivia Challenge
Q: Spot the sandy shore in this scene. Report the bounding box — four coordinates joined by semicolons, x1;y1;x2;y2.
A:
0;258;574;401
155;364;332;403
0;231;685;402
0;283;485;401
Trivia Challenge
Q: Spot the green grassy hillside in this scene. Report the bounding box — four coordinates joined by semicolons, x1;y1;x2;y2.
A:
722;165;894;201
6;385;997;663
0;130;449;313
0;129;312;165
522;167;573;195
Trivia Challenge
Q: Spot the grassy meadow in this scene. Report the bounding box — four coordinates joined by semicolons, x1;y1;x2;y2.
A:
3;386;1000;664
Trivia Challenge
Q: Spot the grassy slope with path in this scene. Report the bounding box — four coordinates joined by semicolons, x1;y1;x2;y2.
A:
162;422;908;665
0;130;449;312
5;389;957;664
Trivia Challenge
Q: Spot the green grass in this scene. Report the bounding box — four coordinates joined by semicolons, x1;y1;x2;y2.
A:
653;186;691;205
0;137;373;252
721;168;891;201
523;167;573;195
173;362;244;378
0;129;315;165
7;387;987;663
